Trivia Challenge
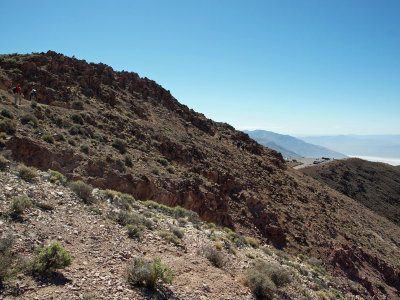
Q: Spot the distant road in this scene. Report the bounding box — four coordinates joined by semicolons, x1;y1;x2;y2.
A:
292;157;338;169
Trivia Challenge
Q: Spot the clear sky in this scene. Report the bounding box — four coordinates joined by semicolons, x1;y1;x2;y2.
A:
1;0;399;135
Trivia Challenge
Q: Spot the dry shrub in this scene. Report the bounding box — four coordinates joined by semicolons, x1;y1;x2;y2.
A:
201;245;226;268
69;181;94;204
244;259;292;299
18;165;38;181
126;257;174;289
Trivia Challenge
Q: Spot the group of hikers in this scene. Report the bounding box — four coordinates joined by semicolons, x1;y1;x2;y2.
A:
12;84;37;105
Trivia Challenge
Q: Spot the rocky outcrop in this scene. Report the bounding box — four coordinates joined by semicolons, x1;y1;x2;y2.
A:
329;243;400;296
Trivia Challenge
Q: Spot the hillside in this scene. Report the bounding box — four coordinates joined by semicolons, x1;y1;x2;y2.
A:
300;158;400;226
244;130;346;159
0;161;370;299
0;52;399;298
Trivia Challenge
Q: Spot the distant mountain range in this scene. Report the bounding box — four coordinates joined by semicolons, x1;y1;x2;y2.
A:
299;135;400;158
244;130;347;159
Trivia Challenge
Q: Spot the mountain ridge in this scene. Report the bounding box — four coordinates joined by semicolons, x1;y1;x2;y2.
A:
244;129;347;159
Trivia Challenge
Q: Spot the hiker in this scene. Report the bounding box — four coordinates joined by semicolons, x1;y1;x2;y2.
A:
13;84;22;105
30;89;37;101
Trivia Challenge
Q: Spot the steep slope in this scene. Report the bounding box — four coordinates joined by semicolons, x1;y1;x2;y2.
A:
300;158;400;226
244;130;346;158
0;52;399;298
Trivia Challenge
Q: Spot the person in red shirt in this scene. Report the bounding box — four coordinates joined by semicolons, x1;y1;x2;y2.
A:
14;84;22;105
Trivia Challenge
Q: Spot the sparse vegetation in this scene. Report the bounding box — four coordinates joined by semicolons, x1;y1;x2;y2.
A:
201;245;226;268
170;226;184;239
244;259;292;299
42;134;55;144
127;225;144;239
69;180;94;204
246;237;260;248
103;189;135;209
0;118;16;134
29;242;72;274
71;113;84;124
18;165;39;181
49;169;67;185
158;230;181;246
80;144;90;154
1;109;13;119
114;210;153;229
9;195;33;218
126;257;174;289
0;234;18;286
20;113;38;127
0;155;9;170
112;138;127;154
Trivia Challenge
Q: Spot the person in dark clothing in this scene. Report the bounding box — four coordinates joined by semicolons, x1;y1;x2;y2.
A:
30;89;37;101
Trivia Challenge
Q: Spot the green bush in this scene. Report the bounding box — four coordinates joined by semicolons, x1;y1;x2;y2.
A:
69;125;82;135
49;170;67;185
114;211;153;229
69;181;94;204
80;144;90;154
0;155;10;170
157;158;168;166
1;109;13;119
112;138;127;154
126;257;174;289
127;225;144;239
9;195;32;218
18;165;39;181
158;230;181;246
71;114;84;124
68;139;76;146
42;134;55;144
0;118;16;134
20;114;38;127
29;242;72;274
103;189;135;209
201;245;226;268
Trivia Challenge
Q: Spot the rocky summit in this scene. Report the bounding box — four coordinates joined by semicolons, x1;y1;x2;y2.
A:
0;52;399;299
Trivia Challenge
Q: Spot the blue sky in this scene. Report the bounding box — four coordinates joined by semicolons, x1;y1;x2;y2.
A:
1;0;399;135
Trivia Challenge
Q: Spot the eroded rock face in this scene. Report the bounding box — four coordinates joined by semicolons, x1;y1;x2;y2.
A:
328;243;400;296
6;136;83;172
